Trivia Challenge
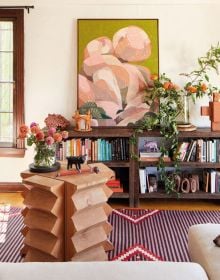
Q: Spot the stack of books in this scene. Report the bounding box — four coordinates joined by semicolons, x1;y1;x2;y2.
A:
106;179;123;193
139;151;170;162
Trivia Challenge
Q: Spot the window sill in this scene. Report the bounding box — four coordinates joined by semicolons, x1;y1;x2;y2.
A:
0;147;25;158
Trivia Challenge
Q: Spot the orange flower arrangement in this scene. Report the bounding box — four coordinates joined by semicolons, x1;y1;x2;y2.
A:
19;122;69;167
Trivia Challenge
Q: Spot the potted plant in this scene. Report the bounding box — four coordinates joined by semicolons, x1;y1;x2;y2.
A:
133;43;220;194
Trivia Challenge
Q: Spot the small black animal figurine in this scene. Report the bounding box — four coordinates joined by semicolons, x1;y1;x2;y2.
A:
66;155;87;171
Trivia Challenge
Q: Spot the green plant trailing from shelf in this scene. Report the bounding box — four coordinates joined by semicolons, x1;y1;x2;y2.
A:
132;43;220;194
132;73;183;194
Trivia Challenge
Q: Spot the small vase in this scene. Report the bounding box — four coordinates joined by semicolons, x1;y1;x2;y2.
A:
34;143;56;167
176;93;190;125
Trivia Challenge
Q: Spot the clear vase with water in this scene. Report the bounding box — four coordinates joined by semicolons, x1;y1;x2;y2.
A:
176;93;190;125
33;143;56;167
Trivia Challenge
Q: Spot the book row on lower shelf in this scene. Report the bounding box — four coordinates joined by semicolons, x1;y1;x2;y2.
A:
139;167;220;194
56;137;129;162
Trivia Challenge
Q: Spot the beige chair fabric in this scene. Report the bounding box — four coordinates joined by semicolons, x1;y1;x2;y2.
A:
188;223;220;280
0;261;208;280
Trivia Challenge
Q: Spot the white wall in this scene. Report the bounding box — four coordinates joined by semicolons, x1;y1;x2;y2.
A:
1;0;220;182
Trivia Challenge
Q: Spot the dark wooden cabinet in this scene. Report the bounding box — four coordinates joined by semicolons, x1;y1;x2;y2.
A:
65;127;135;207
63;127;220;207
135;128;220;206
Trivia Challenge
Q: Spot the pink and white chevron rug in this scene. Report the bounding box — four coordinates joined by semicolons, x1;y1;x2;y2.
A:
107;208;220;262
0;206;219;262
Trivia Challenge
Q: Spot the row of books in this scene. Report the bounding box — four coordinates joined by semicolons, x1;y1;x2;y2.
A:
175;139;220;162
139;168;220;194
56;138;129;162
203;169;220;193
139;168;158;193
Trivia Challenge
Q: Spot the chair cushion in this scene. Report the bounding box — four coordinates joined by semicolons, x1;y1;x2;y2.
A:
0;261;208;280
188;223;220;280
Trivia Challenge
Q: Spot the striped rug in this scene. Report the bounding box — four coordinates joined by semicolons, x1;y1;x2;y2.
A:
0;205;23;262
0;207;219;262
108;208;220;261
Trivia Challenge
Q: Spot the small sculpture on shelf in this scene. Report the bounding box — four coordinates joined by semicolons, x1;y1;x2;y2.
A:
66;155;87;171
144;141;159;152
72;110;92;132
201;92;220;131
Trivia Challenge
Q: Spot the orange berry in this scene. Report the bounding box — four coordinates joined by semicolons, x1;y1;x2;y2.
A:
187;86;197;93
201;83;207;92
163;82;171;90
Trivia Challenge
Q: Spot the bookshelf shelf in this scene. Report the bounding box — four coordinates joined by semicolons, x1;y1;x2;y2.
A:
140;161;220;168
60;127;220;207
63;127;135;207
139;191;220;200
89;161;130;168
136;128;220;207
111;192;130;199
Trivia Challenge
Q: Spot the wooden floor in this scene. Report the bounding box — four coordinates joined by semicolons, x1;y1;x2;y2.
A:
0;192;219;210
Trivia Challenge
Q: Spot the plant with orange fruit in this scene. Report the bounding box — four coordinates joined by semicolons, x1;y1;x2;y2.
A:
182;43;220;102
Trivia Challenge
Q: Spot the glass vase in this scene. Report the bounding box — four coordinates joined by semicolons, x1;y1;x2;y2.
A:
176;93;190;125
34;143;56;167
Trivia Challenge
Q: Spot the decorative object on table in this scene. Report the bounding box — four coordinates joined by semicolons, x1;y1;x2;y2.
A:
77;19;159;126
66;154;87;171
72;110;92;131
58;164;100;177
177;123;197;132
44;113;70;129
18;121;69;172
201;92;220;131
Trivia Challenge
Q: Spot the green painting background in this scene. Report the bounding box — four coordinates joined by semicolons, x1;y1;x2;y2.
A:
77;19;159;75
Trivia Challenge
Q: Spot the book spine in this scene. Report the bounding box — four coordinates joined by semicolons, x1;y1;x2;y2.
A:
202;140;207;162
139;168;147;194
186;140;196;161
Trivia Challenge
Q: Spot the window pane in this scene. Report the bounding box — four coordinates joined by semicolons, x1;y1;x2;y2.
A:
0;83;13;111
0;10;24;152
0;112;13;143
0;52;13;81
0;22;13;30
0;22;13;52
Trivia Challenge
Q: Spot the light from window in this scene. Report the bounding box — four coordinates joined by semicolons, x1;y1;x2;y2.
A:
0;21;13;146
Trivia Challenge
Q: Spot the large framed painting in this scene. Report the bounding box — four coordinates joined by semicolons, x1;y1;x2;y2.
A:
77;19;159;126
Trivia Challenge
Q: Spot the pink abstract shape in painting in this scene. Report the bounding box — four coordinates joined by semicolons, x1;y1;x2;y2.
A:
83;54;105;77
84;36;113;59
78;74;96;107
116;106;150;126
113;26;152;62
93;67;122;106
